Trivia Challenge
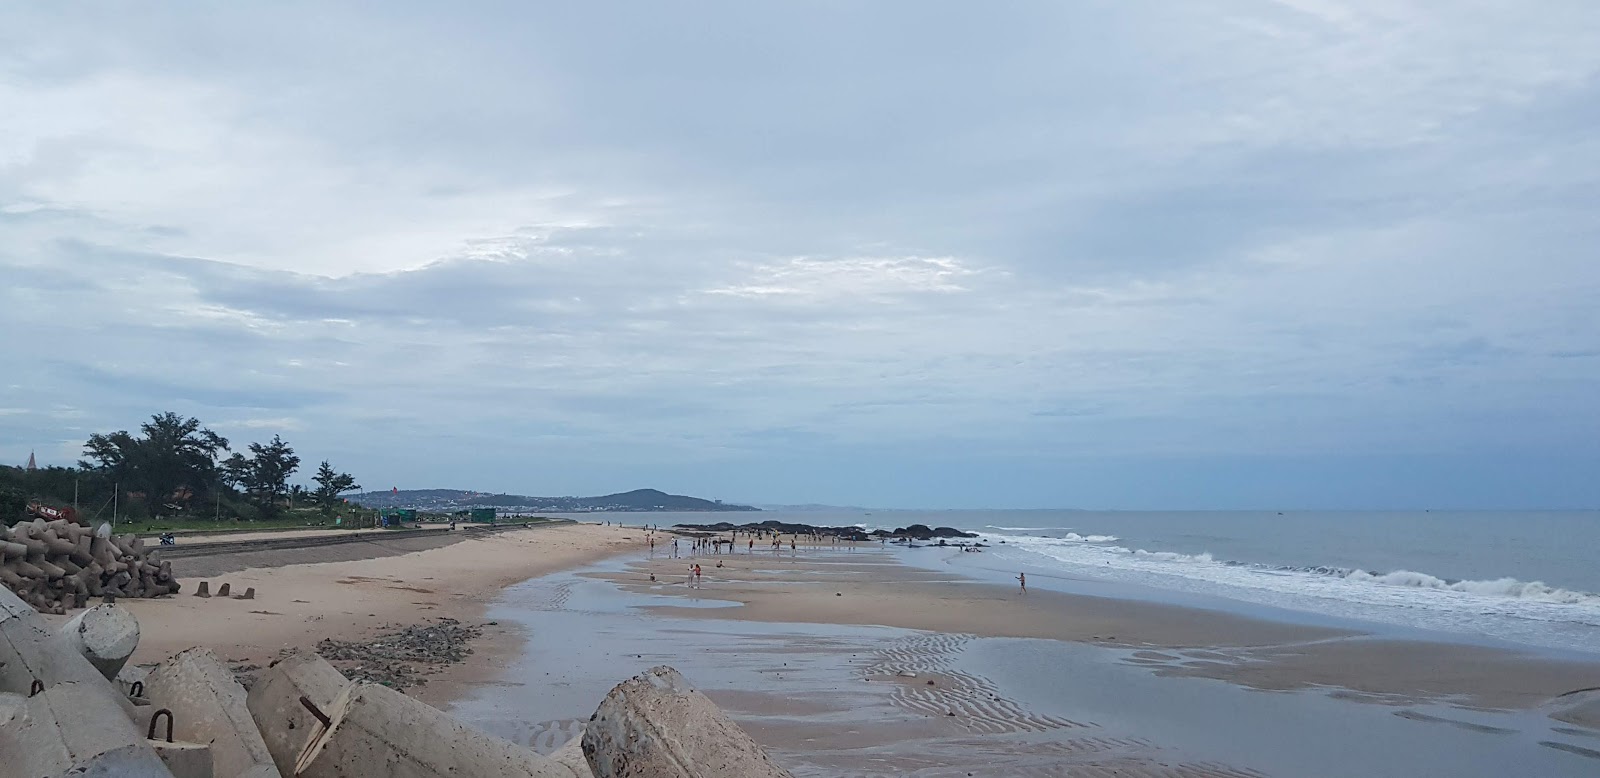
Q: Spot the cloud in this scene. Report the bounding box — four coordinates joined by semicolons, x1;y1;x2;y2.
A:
1;1;1597;508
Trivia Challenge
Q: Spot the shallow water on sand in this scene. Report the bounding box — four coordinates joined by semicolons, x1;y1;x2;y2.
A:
449;551;1600;777
593;510;1600;655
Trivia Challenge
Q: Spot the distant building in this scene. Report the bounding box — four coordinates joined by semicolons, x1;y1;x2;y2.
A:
24;451;36;471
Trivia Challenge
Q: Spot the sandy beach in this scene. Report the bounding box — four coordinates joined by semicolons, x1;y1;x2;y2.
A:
436;535;1600;776
611;543;1600;712
48;522;648;705
48;525;1598;775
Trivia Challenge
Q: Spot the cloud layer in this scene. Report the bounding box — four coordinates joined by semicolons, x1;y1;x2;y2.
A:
4;1;1598;508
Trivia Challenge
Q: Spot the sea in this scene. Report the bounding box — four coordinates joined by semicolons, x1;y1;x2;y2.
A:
643;509;1600;656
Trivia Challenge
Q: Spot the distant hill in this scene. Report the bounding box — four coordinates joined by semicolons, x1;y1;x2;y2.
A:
348;488;758;513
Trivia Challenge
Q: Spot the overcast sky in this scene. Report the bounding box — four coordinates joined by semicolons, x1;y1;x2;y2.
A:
3;2;1598;509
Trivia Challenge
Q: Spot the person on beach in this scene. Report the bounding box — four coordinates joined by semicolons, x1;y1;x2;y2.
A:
749;538;754;552
1017;572;1026;592
694;564;702;581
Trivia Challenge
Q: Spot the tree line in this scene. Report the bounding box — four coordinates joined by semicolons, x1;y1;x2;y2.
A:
3;412;362;523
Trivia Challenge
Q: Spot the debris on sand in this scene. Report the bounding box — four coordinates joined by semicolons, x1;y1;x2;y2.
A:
313;617;484;690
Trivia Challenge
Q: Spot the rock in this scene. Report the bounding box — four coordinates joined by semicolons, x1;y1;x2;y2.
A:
582;665;793;778
143;647;281;778
247;651;350;776
55;603;140;681
891;524;978;540
295;682;569;778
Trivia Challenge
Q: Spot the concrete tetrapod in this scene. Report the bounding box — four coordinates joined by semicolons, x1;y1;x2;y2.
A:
143;647;281;778
0;681;174;778
0;585;135;717
551;727;597;778
581;666;794;778
246;650;351;776
294;682;571;778
54;603;140;680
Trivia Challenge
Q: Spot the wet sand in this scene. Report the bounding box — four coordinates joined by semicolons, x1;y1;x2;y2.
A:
443;538;1600;776
610;543;1600;712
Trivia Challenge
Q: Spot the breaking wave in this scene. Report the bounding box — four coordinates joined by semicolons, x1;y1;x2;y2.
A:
984;533;1600;608
1338;569;1596;604
983;526;1119;543
1064;533;1120;543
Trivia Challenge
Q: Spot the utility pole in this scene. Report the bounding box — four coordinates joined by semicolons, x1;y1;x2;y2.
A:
112;482;118;526
73;476;79;511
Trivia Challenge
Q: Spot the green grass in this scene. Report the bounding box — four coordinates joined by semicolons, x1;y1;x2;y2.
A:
110;507;375;534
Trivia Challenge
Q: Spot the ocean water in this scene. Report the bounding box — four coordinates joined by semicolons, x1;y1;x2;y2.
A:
622;509;1600;655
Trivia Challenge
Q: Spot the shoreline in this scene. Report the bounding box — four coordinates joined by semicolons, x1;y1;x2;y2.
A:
603;544;1600;713
450;543;1600;775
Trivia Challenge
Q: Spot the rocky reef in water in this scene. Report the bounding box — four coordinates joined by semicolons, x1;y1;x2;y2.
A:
671;519;978;542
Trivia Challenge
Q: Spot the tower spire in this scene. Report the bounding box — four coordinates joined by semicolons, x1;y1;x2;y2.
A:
25;451;37;471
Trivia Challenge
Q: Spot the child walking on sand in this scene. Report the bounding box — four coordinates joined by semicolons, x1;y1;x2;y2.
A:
1017;572;1026;593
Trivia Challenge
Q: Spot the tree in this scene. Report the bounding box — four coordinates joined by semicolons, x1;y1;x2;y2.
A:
80;412;230;517
311;461;361;515
224;435;301;517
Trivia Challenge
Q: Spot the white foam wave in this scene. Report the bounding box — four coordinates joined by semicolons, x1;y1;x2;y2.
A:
1064;533;1120;543
985;525;1074;531
987;532;1600;609
1341;569;1596;604
1131;548;1213;563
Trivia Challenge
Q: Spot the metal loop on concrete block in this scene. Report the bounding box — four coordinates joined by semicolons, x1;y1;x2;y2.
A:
149;708;174;743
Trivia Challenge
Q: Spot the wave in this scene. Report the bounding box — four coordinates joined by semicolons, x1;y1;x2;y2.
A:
1339;569;1596;605
984;526;1119;542
1064;533;1120;543
988;533;1600;608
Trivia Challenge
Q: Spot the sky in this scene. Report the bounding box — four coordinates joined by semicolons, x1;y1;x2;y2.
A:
3;1;1598;510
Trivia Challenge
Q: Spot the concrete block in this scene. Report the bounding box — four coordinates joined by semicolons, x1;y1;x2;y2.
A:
0;692;23;727
0;585;135;719
55;603;140;680
143;647;280;778
551;727;596;777
294;682;570;778
194;581;210;598
246;651;350;776
151;739;214;778
0;681;173;778
582;665;793;778
216;583;231;598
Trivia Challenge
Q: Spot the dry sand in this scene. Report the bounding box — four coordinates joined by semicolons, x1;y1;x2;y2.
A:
610;544;1600;714
67;522;647;705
